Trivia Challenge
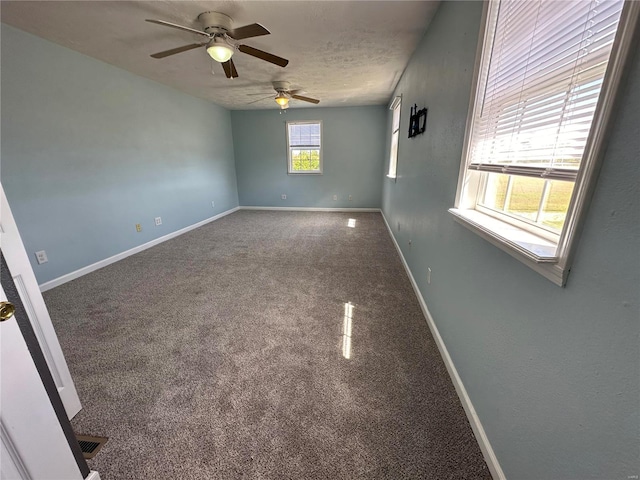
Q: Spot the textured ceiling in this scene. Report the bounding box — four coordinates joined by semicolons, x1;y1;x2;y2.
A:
1;1;439;109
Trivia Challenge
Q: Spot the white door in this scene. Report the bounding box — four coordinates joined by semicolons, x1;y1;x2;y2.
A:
0;185;81;419
0;283;83;480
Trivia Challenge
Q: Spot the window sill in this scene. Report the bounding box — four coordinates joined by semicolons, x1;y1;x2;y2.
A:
386;174;397;179
448;208;568;286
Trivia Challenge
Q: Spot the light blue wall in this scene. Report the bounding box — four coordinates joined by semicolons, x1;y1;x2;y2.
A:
231;107;386;208
1;25;239;284
382;2;639;479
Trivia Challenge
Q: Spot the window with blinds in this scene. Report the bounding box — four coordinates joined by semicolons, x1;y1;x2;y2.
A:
451;0;637;285
287;121;322;174
388;97;401;178
471;0;624;234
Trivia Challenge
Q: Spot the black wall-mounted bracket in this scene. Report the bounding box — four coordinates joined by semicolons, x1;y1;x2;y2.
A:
408;104;428;138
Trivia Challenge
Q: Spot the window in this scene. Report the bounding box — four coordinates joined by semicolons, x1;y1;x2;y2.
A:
287;121;322;174
388;96;402;178
451;0;637;286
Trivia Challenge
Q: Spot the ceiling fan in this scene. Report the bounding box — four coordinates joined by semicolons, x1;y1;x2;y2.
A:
249;81;320;109
146;11;288;79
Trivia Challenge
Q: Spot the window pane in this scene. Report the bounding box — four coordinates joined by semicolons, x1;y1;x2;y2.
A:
309;149;320;170
289;123;320;147
388;131;399;177
481;174;575;231
291;149;320;171
291;149;306;171
540;180;575;231
392;104;401;132
505;176;545;221
481;173;509;211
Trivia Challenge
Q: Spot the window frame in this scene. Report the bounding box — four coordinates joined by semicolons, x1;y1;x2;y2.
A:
450;0;639;286
388;96;402;179
286;121;323;175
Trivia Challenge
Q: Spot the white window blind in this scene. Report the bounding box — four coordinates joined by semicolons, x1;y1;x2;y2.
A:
469;0;624;181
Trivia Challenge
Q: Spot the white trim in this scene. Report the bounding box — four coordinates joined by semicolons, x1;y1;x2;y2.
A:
381;210;506;480
39;207;240;292
449;208;565;286
240;206;381;212
454;0;490;209
475;203;560;244
454;208;559;260
86;471;101;480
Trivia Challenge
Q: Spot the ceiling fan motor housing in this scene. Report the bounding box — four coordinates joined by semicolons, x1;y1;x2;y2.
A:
198;11;233;35
273;81;291;93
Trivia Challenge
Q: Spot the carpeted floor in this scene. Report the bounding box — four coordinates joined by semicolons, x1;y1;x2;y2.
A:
44;210;491;479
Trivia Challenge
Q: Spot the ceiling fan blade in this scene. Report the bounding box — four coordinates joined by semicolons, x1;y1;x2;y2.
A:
150;43;205;59
246;95;275;105
221;59;239;79
146;19;210;38
238;45;288;67
228;23;270;40
229;59;239;78
291;94;320;104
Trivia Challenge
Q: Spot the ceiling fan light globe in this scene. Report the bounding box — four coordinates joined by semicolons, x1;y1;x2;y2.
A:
207;40;234;63
275;94;289;107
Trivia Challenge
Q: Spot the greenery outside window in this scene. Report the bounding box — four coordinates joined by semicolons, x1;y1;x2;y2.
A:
287;121;322;174
451;0;638;286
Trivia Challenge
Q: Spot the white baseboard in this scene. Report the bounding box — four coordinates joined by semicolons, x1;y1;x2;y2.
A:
39;207;240;292
381;211;505;480
86;471;101;480
240;206;381;212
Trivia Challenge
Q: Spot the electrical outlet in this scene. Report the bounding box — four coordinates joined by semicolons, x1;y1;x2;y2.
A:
333;195;338;201
211;201;215;208
427;267;432;285
136;223;142;232
348;195;353;201
281;194;287;200
155;217;162;226
35;250;48;265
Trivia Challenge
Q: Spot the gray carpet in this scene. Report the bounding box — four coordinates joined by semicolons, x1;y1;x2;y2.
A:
44;211;491;479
